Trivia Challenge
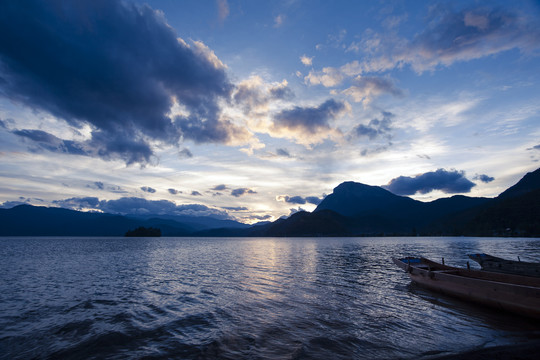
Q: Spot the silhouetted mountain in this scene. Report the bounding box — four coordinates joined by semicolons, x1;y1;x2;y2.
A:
315;182;420;217
126;213;250;232
262;168;538;237
264;210;351;236
0;205;196;236
1;167;538;237
497;168;540;200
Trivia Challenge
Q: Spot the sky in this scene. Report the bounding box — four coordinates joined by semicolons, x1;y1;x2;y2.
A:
0;0;539;224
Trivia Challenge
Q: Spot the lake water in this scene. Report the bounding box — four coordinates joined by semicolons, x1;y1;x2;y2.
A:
1;236;539;359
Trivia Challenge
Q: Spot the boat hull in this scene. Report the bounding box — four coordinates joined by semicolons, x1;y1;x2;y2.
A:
393;257;540;320
468;253;540;278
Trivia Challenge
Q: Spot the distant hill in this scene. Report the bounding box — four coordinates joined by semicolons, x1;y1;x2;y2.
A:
1;167;538;237
0;205;241;236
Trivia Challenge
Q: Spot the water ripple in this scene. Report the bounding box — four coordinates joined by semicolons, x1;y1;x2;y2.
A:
0;237;539;359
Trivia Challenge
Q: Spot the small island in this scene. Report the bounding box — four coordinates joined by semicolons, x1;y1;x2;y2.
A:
124;226;162;237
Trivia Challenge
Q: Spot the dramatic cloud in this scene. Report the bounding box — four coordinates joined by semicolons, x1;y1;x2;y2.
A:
212;184;228;191
402;7;540;72
384;168;476;195
233;76;293;115
140;186;156;193
474;174;495;183
0;0;236;164
342;76;403;104
351;111;394;140
231;188;257;197
191;191;202;196
273;99;347;135
277;195;322;205
307;6;540;88
168;188;181;195
12;129;87;156
53;196;231;219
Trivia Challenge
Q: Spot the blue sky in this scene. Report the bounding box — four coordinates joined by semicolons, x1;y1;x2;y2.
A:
0;0;539;223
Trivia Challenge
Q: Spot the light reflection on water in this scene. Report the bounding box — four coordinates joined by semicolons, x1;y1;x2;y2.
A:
0;236;539;359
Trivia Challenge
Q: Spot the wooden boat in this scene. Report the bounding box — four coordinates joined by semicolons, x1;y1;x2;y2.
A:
468;253;540;278
393;257;540;319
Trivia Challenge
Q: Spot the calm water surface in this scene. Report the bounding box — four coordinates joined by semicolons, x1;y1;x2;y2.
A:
0;237;539;359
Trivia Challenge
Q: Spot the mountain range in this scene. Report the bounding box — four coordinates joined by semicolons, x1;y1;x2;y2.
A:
1;168;539;237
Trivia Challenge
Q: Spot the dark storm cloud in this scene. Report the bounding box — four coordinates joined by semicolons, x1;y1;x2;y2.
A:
89;131;154;165
278;195;322;205
13;129;87;155
12;128;153;164
474;174;495;183
175;114;243;144
140;186;156;193
53;196;231;219
352;111;394;140
273;99;346;134
231;188;257;197
0;0;233;164
384;168;476;196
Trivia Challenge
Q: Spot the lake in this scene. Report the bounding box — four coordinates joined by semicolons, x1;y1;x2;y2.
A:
0;237;539;359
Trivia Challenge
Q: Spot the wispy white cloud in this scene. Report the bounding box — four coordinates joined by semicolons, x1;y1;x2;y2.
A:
305;67;344;87
300;55;313;66
309;6;540;89
342;76;403;105
274;14;285;27
216;0;229;23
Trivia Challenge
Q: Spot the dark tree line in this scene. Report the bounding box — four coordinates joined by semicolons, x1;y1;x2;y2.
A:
124;226;162;237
